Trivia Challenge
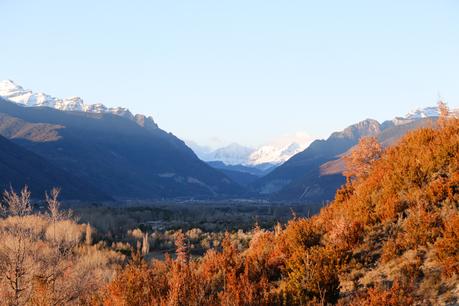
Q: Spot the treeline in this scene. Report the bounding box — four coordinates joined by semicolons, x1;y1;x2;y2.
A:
0;104;458;305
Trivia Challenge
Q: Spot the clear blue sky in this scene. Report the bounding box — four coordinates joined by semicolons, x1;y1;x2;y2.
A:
1;0;458;148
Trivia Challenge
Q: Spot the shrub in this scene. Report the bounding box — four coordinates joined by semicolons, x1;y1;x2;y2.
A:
433;210;459;278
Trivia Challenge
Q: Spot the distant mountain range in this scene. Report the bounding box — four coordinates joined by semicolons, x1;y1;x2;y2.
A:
0;81;244;200
193;104;457;202
197;143;255;166
0;80;159;130
0;79;456;203
187;132;314;167
251;109;458;203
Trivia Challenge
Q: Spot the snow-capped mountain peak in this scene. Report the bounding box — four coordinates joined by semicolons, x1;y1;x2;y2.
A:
390;105;459;127
247;132;314;166
211;143;255;165
190;132;315;167
404;106;440;119
0;80;157;129
0;79;22;92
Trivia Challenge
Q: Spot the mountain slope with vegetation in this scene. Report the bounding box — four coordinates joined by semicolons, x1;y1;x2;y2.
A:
251;119;383;200
0;97;243;200
0;134;109;201
254;117;438;203
94;105;458;304
0;105;457;305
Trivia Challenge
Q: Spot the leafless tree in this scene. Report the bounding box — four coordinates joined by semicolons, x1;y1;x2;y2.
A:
2;187;32;217
46;188;62;222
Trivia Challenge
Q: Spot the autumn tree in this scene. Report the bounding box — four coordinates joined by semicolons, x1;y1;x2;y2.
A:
344;136;382;180
141;232;149;255
437;99;450;127
175;231;188;264
85;223;93;246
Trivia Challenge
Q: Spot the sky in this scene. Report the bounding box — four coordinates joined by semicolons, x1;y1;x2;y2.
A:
1;0;458;148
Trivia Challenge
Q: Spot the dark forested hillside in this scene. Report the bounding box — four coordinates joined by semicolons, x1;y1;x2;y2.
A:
0;134;109;200
0;98;243;200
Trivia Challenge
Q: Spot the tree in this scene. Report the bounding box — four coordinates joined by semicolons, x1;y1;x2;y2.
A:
438;100;450;127
344;136;382;180
141;232;149;255
0;224;35;306
2;186;32;217
175;231;188;264
46;188;62;222
0;189;122;305
85;224;93;246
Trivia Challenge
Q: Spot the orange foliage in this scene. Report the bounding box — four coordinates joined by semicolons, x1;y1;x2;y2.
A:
284;245;340;304
398;203;441;250
102;253;169;306
345;279;415;306
344;136;383;180
433;210;459;278
97;114;459;305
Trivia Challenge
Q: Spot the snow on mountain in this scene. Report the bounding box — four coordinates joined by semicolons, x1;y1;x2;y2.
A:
0;80;156;128
187;141;255;165
404;106;440;119
189;105;459;168
248;132;314;166
403;105;459;120
211;143;255;165
186;141;215;161
190;132;314;167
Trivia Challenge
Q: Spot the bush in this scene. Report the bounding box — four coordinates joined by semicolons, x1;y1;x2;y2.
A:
433;210;459;278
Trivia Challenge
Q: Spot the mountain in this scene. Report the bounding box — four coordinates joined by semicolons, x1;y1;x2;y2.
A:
0;96;243;200
405;106;440;119
401;105;459;120
206;161;275;186
209;143;255;165
252;115;438;203
248;132;314;165
185;142;257;166
0;134;109;200
0;80;158;129
251;119;382;199
207;162;260;187
185;141;214;161
207;161;267;177
189;132;314;167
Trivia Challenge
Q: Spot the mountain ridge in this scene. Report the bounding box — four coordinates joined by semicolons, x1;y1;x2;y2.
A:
0;80;159;131
0;97;244;200
254;116;439;202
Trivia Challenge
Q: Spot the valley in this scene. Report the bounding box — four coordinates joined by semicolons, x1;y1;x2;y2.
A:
0;80;454;205
1;2;458;304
